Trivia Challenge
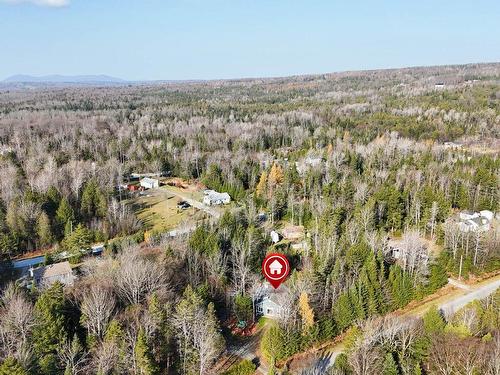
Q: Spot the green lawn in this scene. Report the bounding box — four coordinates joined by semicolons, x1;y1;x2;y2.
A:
130;191;204;233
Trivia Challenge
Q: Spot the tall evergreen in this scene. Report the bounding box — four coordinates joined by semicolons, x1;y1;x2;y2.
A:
56;197;75;237
135;329;158;375
0;358;27;375
260;325;285;365
382;353;399;375
33;282;67;374
81;179;107;220
36;211;53;247
389;265;414;309
423;306;446;334
334;293;355;331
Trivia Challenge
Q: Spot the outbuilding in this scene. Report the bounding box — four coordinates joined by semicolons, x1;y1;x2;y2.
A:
140;178;159;190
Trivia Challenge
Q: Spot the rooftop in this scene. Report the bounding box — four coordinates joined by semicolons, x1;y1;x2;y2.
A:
32;261;72;280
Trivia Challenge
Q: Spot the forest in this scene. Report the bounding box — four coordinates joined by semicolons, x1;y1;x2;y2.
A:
0;63;498;375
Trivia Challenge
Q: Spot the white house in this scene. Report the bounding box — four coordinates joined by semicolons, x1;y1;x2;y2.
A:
444;141;462;150
30;261;75;288
255;284;290;319
269;259;283;275
458;210;493;233
480;210;494;222
203;191;231;206
295;155;323;175
270;230;280;244
140;177;159;190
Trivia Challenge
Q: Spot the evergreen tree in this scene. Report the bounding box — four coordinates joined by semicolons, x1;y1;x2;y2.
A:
204;164;224;188
0;232;17;260
333;353;352;374
33;282;67;374
135;329;158;375
63;223;92;252
334;293;354;331
223;359;256;375
0;357;27;375
36;212;53;247
427;256;448;294
349;285;366;321
56;197;74;237
423;306;446;334
105;319;125;344
389;265;413;309
148;294;172;368
81;179;107;220
360;269;378;316
43;186;61;218
234;294;253;322
260;325;285;365
382;353;398;375
64;220;73;237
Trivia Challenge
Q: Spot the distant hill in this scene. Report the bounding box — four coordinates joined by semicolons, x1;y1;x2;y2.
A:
3;74;126;84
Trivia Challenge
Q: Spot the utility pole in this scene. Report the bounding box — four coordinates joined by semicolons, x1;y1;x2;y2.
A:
458;254;463;280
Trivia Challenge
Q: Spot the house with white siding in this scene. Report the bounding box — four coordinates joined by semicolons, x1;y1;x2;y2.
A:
202;190;231;206
255;283;290;319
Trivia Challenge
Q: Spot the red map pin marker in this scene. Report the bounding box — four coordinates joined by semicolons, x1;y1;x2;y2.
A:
262;253;290;289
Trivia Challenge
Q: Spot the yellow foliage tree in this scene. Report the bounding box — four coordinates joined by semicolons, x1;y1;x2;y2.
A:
268;163;284;188
144;230;152;243
256;171;268;197
298;292;314;333
327;143;334;155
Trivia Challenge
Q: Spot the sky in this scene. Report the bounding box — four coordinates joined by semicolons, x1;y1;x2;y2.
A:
1;0;499;81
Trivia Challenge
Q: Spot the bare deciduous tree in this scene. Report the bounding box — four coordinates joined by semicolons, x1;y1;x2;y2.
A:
0;287;35;360
114;248;169;305
80;285;116;340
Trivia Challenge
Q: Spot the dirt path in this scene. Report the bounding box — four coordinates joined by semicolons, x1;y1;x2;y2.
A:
213;331;268;374
162;186;221;219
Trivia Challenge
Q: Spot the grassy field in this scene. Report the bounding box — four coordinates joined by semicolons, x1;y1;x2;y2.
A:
130;190;205;233
161;184;205;201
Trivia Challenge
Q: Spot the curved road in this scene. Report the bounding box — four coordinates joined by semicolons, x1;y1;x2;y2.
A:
302;276;500;373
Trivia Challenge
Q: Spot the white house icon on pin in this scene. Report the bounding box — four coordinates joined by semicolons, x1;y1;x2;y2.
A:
269;259;283;275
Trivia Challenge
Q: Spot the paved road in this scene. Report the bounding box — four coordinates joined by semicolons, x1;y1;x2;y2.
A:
302;276;500;373
440;278;500;318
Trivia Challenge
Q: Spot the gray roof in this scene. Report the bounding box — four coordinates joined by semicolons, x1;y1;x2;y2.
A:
32;261;72;280
260;284;290;306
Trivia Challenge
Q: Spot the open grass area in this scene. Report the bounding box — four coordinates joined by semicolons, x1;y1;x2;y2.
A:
161;184;204;201
130;190;205;233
